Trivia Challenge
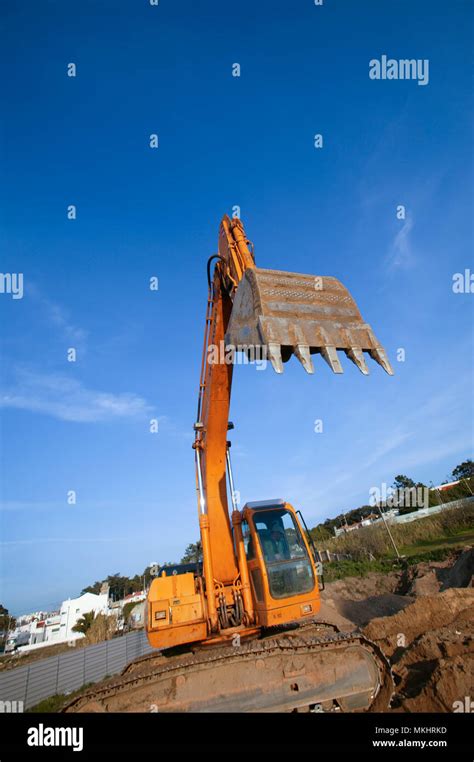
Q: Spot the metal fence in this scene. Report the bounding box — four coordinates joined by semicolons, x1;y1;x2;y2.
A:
0;629;153;710
315;550;351;563
390;495;474;524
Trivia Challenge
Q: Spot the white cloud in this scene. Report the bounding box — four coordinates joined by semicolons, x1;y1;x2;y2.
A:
27;283;87;351
387;215;415;269
0;369;152;422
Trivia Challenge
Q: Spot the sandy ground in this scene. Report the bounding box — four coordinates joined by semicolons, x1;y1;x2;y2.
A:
319;547;474;712
6;548;473;713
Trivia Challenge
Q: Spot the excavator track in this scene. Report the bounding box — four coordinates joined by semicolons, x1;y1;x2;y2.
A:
64;623;393;713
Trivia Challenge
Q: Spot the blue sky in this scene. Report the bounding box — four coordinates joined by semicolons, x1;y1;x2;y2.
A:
1;0;472;614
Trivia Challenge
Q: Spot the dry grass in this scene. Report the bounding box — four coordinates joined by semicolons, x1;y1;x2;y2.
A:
321;502;474;560
84;614;117;644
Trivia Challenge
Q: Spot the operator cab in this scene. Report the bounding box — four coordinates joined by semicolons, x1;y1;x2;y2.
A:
241;500;321;627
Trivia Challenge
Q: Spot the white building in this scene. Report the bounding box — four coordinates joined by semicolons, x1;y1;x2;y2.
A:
5;593;112;654
16;611;52;627
121;590;146;606
57;591;110;643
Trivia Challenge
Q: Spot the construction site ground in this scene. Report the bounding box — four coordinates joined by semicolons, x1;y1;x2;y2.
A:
22;547;474;713
320;546;474;712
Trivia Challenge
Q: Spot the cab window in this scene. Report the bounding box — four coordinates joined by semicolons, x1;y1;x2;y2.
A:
252;509;314;599
241;519;255;560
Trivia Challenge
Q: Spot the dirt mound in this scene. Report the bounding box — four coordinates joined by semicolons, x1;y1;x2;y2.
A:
324;571;400;601
440;547;474;589
334;593;414;628
320;571;413;629
394;654;474;713
316;600;355;631
322;565;420;629
362;588;474;712
400;547;474;597
363;588;473;654
320;551;474;630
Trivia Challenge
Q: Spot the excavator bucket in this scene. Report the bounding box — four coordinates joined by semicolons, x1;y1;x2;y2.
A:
225;267;393;375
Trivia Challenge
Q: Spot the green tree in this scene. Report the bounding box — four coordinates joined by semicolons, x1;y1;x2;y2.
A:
452;460;474;481
72;611;96;635
181;541;202;563
392;475;416;490
310;524;333;543
81;581;102;595
81;567;158;601
122;601;140;623
0;605;15;651
0;604;14;630
82;571;145;599
391;475;428;514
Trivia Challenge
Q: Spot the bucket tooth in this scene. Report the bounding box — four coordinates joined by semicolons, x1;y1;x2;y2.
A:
370;348;394;376
321;346;343;374
294;344;314;374
346;348;369;375
268;343;284;374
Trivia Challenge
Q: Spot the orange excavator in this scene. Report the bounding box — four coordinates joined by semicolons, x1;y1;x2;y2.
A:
66;216;393;713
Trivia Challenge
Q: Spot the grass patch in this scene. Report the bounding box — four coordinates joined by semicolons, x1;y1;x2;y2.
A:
322;545;463;582
400;527;474;556
400;547;456;565
322;558;398;582
27;682;95;713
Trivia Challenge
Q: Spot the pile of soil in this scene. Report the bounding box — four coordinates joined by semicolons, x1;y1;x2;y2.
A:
399;547;474;597
321;570;413;629
320;548;474;712
363;588;474;712
320;547;474;711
